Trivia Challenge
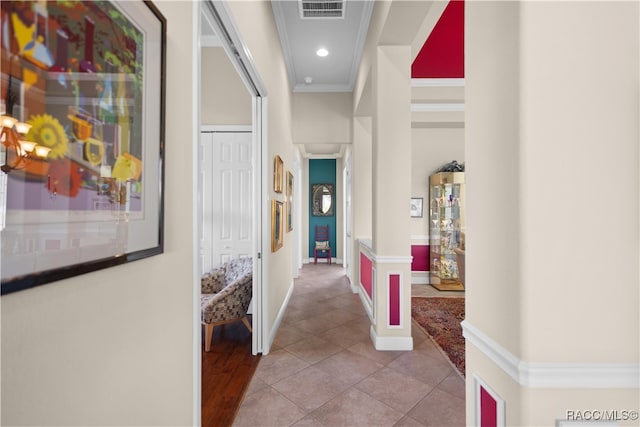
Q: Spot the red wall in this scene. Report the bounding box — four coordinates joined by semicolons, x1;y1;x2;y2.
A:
411;0;464;78
360;252;373;299
411;245;430;272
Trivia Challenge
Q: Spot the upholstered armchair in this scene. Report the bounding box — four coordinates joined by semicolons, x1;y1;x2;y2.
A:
201;257;253;352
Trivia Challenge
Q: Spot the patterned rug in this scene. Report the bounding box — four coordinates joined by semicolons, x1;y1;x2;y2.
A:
411;296;465;376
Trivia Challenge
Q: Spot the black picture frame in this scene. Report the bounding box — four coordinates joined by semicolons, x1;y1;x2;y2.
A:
1;1;166;294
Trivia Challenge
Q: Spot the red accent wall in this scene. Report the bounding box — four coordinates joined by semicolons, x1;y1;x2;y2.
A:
389;274;400;326
411;245;430;272
360;252;373;299
411;0;465;78
480;386;497;427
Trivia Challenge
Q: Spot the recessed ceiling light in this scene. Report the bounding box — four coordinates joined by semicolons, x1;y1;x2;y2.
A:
304;76;313;84
316;48;329;57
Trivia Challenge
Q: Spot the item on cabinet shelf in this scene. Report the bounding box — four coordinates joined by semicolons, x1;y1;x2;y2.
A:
437;159;465;173
429;171;465;291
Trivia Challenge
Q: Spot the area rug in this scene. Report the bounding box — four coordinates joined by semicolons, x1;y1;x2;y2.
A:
411;296;465;376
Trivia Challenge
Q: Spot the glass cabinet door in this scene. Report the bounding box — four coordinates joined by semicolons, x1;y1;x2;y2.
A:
429;172;464;291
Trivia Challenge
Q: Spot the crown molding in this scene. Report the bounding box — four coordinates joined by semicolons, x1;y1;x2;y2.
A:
411;78;465;87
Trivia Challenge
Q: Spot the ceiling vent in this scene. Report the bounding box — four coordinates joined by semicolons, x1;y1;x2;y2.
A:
299;0;345;19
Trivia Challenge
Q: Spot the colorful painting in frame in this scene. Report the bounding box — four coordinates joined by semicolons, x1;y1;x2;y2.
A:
0;1;166;294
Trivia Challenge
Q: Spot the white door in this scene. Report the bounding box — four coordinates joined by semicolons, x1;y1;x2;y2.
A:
201;129;253;273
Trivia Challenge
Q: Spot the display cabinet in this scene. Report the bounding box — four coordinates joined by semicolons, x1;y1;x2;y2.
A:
429;172;465;291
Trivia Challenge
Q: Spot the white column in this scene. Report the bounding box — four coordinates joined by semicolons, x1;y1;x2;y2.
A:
370;45;413;350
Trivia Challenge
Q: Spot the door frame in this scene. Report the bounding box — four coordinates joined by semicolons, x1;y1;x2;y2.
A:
196;1;269;425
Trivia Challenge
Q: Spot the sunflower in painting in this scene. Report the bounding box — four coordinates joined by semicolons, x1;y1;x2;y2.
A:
26;114;69;159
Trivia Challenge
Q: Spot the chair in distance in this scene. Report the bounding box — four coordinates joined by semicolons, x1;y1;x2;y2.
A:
314;224;332;264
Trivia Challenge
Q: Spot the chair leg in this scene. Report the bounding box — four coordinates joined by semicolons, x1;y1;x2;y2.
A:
241;316;253;333
204;323;214;352
314;249;317;264
328;249;331;264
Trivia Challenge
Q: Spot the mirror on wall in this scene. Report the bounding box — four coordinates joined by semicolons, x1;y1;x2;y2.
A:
311;183;333;216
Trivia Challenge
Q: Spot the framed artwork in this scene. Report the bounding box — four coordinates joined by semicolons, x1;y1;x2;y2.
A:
271;200;284;252
0;1;166;294
286;171;293;232
286;171;293;197
410;197;424;218
273;155;283;193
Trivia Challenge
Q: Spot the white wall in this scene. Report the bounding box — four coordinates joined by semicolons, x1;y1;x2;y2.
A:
292;93;352;144
1;2;197;425
201;47;252;125
352;117;373;247
410;127;464;237
466;1;639;425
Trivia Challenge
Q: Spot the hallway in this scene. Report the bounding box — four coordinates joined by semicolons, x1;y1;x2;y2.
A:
234;264;465;426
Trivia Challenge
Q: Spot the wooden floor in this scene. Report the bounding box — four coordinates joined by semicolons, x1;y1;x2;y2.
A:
202;317;260;427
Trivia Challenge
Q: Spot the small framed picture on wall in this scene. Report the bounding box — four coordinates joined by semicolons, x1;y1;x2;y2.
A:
410;197;424;218
274;155;284;193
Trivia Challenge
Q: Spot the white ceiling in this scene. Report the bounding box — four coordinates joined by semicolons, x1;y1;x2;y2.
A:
271;0;374;93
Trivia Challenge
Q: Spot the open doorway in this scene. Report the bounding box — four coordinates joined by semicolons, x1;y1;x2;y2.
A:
197;1;268;424
198;0;266;356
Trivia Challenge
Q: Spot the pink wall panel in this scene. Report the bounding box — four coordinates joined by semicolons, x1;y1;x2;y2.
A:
360;252;373;299
389;274;400;326
411;244;430;272
480;386;497;427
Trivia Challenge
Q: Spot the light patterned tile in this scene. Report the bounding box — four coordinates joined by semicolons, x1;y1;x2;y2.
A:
254;349;310;385
311;388;404;427
436;372;465;400
408;388;466;427
394;415;427;426
284;336;343;364
320;324;370;349
244;376;269;397
355;367;433;413
273;323;311;348
347;341;406;366
295;314;343;334
233;387;306;427
291;415;326;427
235;264;465;426
387;350;453;387
314;349;383;385
315;308;362;326
272;366;351;412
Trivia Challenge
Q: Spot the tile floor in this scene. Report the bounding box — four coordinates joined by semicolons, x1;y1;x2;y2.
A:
233;264;466;427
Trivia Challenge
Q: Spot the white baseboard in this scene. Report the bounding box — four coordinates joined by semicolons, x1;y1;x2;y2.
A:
303;257;341;265
350;281;359;294
265;279;294;354
462;320;640;389
370;325;414;351
411;275;430;285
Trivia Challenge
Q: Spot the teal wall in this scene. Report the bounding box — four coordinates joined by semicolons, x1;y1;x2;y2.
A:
309;159;336;258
